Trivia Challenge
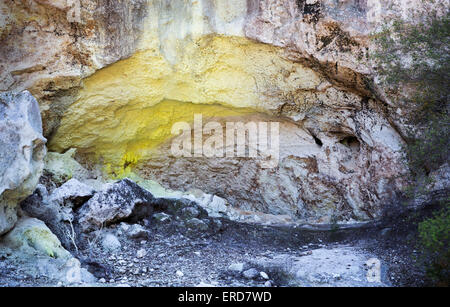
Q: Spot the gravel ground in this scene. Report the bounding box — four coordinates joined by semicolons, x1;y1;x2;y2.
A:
0;208;432;287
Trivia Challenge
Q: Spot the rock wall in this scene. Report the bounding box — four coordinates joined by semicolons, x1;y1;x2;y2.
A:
0;0;148;137
2;0;438;224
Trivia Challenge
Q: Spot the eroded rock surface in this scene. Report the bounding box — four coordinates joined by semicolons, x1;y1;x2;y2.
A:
0;91;46;235
0;0;148;136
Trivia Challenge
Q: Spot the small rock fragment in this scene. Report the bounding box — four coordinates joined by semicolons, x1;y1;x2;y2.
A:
126;224;149;239
180;207;200;219
102;233;121;252
242;268;259;279
153;212;172;224
228;262;245;274
196;282;215;287
137;248;147;258
176;270;184;277
184;218;209;231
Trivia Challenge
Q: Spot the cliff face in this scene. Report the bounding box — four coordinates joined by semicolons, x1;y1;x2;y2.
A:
1;0;421;224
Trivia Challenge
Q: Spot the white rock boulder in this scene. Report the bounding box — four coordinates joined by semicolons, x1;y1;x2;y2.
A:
0;91;46;235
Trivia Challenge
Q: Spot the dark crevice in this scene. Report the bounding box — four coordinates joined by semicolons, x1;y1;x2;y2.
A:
339;136;360;151
312;135;323;147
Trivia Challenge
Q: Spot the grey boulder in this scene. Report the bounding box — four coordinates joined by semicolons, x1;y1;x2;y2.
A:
77;178;155;232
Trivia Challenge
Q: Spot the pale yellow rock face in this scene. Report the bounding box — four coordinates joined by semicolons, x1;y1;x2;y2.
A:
49;35;322;171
